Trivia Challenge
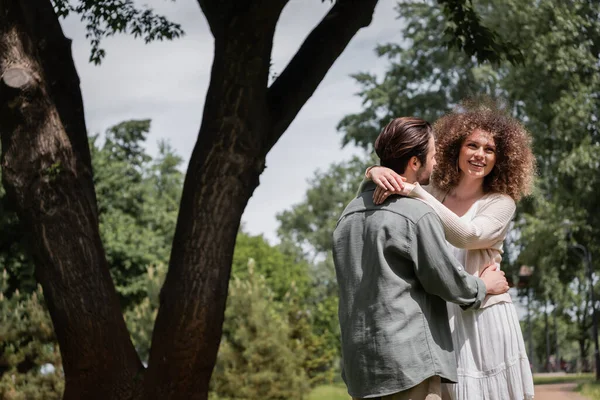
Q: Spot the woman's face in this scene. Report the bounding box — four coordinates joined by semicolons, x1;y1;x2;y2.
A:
458;129;496;179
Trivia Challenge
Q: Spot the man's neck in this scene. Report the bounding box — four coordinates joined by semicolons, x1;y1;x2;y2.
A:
401;171;418;185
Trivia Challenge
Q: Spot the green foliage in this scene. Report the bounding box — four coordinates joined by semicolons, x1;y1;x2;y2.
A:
231;232;338;386
437;0;522;64
0;150;35;295
0;193;34;294
284;273;338;386
51;0;184;64
307;383;349;400
519;294;591;373
91;120;184;308
210;259;309;400
579;380;600;400
0;271;63;400
124;264;167;363
232;232;311;302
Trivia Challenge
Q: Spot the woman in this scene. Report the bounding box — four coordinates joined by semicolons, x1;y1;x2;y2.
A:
366;102;536;400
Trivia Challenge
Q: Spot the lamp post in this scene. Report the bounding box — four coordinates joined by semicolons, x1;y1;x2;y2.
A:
569;243;600;381
518;265;534;372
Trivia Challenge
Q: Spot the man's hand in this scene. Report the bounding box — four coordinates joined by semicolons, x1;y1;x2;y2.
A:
480;264;509;295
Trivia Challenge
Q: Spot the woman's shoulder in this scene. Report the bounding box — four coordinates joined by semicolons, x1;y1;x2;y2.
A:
422;184;446;201
480;192;516;213
484;192;515;204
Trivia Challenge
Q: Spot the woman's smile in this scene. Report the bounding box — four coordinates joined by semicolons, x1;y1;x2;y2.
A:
459;129;496;178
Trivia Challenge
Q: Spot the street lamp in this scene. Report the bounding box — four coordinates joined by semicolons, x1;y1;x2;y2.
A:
518;265;535;372
569;243;600;381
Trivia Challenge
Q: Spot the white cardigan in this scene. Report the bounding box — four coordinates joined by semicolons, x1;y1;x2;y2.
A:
409;183;516;308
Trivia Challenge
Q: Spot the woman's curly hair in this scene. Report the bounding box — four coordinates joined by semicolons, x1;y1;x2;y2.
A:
431;98;536;201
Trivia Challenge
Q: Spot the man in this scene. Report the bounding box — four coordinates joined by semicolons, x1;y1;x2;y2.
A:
332;117;509;400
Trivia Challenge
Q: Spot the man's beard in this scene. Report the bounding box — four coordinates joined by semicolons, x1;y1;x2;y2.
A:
416;166;431;186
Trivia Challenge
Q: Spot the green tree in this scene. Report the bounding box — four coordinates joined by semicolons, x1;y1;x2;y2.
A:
0;178;35;295
232;231;338;385
0;272;63;400
210;259;308;400
232;232;311;302
91;120;183;308
0;0;517;398
124;264;167;364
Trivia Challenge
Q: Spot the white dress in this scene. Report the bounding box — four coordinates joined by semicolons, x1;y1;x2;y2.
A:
444;202;535;400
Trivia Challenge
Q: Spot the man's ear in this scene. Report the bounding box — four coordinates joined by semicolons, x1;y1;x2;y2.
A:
408;156;421;172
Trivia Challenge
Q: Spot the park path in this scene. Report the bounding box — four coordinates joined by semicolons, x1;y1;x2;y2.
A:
534;383;590;400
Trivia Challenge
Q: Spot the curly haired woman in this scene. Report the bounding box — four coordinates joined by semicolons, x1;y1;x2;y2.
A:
366;100;536;400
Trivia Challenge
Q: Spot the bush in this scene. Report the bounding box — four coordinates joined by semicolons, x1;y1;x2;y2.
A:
0;271;63;399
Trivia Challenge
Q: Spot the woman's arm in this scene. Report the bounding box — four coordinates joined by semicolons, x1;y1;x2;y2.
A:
364;165;405;192
409;184;516;250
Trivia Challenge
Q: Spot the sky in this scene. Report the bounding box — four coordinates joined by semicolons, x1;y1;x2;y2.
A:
59;0;404;243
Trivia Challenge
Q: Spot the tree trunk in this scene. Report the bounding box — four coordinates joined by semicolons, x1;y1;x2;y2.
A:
141;3;285;398
0;1;142;399
143;0;379;398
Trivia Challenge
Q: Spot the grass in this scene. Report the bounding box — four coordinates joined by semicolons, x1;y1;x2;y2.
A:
307;383;350;400
533;373;600;399
533;373;594;386
309;374;599;399
579;380;600;399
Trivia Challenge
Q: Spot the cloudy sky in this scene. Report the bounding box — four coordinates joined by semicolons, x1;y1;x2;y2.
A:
59;0;404;243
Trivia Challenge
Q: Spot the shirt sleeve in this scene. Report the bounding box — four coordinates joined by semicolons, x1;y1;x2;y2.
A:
408;183;516;250
409;212;487;309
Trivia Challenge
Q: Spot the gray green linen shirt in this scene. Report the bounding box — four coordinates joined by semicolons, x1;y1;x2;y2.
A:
332;181;487;398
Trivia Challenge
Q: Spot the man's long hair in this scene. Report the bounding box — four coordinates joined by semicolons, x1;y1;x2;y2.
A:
374;117;432;174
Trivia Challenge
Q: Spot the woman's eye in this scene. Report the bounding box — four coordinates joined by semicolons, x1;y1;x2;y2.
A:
468;144;477;148
486;148;495;153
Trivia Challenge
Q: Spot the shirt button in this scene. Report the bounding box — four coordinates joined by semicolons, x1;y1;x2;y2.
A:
457;266;463;271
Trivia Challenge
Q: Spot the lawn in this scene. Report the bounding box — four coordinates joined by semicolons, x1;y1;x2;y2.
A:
309;374;600;400
308;383;350;400
579;379;600;400
533;373;594;385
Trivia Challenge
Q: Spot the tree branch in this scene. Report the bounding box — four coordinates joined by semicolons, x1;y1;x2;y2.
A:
142;2;288;398
265;0;379;151
199;0;289;39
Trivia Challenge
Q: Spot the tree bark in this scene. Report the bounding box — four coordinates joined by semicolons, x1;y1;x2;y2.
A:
0;1;142;399
143;0;379;398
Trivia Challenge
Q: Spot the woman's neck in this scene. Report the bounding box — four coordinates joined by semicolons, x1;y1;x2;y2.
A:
449;175;485;201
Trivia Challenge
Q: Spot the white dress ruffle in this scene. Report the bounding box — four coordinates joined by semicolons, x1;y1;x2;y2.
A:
445;301;535;400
